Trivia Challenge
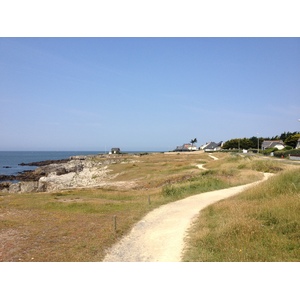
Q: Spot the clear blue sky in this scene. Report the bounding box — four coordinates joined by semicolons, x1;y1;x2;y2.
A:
1;38;299;151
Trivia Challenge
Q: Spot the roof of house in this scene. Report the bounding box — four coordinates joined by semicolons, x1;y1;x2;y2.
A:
205;141;223;149
205;142;218;149
175;145;189;151
262;140;284;148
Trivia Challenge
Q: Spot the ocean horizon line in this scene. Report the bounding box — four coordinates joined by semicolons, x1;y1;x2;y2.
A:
0;150;167;153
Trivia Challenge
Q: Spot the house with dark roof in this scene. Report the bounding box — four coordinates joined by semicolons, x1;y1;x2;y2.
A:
111;148;121;154
202;141;223;152
174;143;197;152
261;140;285;150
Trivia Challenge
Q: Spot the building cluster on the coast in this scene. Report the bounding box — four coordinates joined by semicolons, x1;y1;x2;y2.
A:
174;136;300;153
174;141;223;152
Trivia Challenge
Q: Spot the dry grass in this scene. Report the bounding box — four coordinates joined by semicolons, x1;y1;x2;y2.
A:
108;152;206;188
0;152;296;262
0;189;161;262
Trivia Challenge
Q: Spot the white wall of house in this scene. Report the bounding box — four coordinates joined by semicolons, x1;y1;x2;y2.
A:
204;147;219;152
274;144;285;150
188;146;197;151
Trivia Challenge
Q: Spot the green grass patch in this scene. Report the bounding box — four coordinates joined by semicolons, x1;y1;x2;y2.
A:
162;174;229;200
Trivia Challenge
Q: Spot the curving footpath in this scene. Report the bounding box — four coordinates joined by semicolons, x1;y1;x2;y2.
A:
103;172;273;262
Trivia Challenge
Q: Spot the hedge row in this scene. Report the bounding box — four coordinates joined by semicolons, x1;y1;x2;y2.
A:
273;149;300;158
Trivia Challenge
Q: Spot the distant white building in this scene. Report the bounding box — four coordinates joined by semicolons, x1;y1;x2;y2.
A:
200;142;209;150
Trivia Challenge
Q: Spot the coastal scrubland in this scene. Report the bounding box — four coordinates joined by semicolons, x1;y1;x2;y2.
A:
0;152;299;262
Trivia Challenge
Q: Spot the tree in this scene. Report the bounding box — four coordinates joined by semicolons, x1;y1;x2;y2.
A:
280;131;295;141
222;138;239;149
284;133;300;148
190;138;197;148
240;138;253;149
222;137;259;150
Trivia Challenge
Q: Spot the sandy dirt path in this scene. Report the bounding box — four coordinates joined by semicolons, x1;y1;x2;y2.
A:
103;173;273;262
208;154;219;160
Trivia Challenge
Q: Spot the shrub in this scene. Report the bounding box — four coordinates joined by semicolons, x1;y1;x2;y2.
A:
162;185;179;197
162;175;227;200
139;152;149;156
262;147;278;155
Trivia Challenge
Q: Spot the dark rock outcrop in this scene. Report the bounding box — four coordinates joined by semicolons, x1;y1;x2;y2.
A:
0;158;71;190
0;158;79;183
0;175;16;181
0;170;46;182
0;181;10;190
19;158;70;167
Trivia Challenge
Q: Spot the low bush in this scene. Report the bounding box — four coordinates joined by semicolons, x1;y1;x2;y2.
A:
261;147;278;156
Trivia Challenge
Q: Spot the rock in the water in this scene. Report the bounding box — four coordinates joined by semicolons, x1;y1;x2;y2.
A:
19;158;71;166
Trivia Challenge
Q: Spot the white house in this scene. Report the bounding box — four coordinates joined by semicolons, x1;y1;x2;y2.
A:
175;143;197;151
202;141;223;152
261;140;285;150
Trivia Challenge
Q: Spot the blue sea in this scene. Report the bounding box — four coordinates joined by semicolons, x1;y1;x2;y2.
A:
0;151;102;176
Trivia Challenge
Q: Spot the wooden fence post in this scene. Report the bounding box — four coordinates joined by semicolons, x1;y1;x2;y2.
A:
113;215;117;232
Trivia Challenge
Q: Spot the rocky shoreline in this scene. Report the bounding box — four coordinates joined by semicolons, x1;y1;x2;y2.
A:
0;158;72;182
0;154;123;193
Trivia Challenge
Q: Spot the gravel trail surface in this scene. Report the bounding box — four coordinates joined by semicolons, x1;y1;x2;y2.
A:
103;173;273;262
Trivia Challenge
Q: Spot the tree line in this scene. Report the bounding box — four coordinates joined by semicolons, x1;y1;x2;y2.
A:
222;131;300;150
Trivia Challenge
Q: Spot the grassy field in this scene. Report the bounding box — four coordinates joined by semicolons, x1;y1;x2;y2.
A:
182;167;300;262
0;151;298;261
